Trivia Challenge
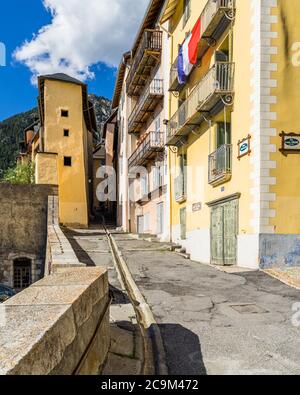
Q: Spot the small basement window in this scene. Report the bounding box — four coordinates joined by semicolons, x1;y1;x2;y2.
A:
14;258;32;290
64;156;72;167
61;110;69;117
64;129;70;137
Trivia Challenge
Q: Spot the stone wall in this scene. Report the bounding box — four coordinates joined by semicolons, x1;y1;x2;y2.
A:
0;184;58;287
260;234;300;269
0;267;110;375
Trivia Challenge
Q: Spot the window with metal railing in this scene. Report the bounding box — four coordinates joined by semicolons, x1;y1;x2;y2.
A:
183;0;191;27
174;154;187;202
208;144;232;185
153;165;164;191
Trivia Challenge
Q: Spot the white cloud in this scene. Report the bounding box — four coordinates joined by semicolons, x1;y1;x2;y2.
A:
14;0;149;83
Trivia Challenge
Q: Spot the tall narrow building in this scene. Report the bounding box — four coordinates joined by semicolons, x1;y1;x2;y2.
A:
112;0;170;240
22;73;97;227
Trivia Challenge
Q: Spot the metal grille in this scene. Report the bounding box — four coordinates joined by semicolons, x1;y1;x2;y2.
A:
14;259;32;290
174;174;187;202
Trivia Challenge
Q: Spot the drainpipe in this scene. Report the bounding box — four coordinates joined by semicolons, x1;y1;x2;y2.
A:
168;32;174;244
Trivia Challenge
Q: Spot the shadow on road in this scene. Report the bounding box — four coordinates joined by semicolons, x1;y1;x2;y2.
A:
62;228;102;267
63;228;131;306
158;324;207;375
109;285;131;305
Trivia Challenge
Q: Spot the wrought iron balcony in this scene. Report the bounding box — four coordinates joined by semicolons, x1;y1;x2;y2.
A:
208;144;232;186
128;79;164;134
167;62;234;146
126;30;163;97
169;0;236;92
201;0;236;50
174;174;187;203
128;131;165;169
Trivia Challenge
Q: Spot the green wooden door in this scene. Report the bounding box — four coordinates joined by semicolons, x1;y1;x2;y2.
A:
211;199;238;266
211;205;224;265
223;200;238;266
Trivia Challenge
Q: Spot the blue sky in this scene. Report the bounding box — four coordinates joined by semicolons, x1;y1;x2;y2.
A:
0;0;128;121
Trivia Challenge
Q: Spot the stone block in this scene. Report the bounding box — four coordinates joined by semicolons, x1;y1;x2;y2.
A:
0;267;110;375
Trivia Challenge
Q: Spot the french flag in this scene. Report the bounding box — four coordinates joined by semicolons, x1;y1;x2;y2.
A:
177;17;201;84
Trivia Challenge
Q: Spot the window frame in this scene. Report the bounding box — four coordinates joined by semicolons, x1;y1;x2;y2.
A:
182;0;191;27
61;109;69;118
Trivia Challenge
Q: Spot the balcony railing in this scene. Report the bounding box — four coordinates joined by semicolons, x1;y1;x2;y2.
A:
128;131;165;169
128;79;164;134
174;174;187;203
127;30;163;97
208;144;232;186
169;0;236;92
201;0;236;42
167;62;234;146
169;56;183;92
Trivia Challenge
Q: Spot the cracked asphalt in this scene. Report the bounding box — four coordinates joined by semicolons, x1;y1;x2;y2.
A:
112;234;300;375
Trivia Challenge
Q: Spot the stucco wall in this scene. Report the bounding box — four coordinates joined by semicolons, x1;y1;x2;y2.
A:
0;184;58;287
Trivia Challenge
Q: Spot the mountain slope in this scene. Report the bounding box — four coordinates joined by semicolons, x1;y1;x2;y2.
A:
0;95;111;175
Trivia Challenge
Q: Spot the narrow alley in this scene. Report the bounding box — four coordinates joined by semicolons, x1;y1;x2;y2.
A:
64;227;300;376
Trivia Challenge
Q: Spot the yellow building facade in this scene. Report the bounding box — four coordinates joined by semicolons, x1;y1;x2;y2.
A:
21;73;96;227
162;0;300;269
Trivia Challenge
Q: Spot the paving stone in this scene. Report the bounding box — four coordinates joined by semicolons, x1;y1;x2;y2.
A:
110;325;135;358
110;304;136;324
102;352;142;376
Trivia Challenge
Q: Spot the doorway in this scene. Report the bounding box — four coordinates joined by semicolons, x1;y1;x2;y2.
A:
211;198;238;266
137;215;144;235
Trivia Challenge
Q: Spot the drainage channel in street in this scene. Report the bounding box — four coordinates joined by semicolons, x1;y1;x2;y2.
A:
101;222;168;376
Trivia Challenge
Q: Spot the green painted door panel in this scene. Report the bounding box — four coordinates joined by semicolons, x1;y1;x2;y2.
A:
211;199;238;266
180;207;187;240
211;205;224;265
223;200;238;266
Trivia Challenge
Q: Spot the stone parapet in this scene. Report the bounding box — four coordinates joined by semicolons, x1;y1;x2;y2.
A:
0;267;110;375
